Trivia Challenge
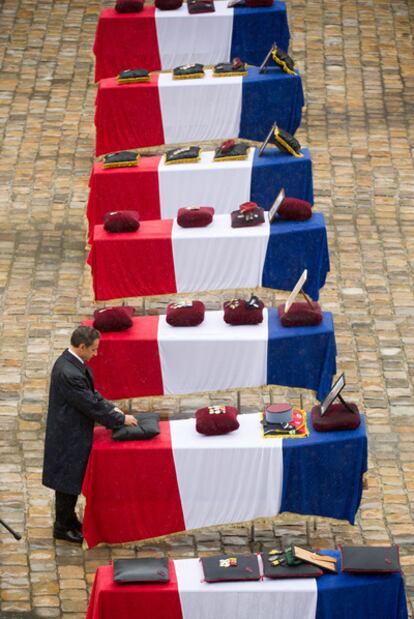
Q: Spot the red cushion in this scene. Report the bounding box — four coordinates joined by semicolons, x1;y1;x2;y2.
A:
93;306;134;332
245;0;273;6
166;301;205;327
103;211;140;233
311;402;361;432
231;204;265;228
224;298;264;325
155;0;183;8
115;0;144;12
278;302;323;327
177;207;214;228
278;198;312;221
196;406;240;436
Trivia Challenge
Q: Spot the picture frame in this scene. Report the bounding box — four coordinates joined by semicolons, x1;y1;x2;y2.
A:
284;269;308;313
320;373;346;416
258;122;277;157
268;188;285;223
259;43;277;74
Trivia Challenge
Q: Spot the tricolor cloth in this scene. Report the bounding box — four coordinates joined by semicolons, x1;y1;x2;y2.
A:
93;2;290;81
87;553;408;619
87;213;329;301
84;309;336;401
87;147;313;238
94;67;304;155
82;414;367;547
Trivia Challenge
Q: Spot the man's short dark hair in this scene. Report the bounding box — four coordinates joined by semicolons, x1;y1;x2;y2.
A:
70;326;100;348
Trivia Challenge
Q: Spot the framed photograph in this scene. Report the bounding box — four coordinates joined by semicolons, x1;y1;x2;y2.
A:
259;43;276;74
227;0;241;6
268;188;285;223
320;373;346;416
258;122;277;157
284;269;307;313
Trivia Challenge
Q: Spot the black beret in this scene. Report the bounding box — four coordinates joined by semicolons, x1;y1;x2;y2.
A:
103;151;140;168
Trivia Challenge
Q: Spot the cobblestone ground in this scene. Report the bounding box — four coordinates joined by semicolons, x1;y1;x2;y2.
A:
1;0;414;616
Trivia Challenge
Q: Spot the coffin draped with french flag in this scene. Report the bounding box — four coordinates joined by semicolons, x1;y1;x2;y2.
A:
82;413;367;548
87;147;314;237
93;2;290;81
94;67;304;155
88;213;330;301
84;309;337;402
86;550;408;619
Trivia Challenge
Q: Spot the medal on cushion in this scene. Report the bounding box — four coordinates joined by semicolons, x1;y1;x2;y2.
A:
246;295;261;310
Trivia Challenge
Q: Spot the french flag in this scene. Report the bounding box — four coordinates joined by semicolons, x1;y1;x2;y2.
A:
87;213;330;301
87;147;314;240
94;67;304;156
93;2;290;81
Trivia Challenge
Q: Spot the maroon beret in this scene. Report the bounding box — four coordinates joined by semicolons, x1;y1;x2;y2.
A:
278;197;312;222
155;0;183;9
311;402;361;432
115;0;144;12
166;301;205;327
93;306;134;332
224;296;264;326
103;211;140;233
245;0;273;6
177;207;214;228
196;405;240;436
231;202;265;228
278;302;323;327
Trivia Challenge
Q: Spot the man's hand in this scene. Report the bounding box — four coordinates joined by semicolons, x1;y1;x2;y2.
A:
124;414;138;426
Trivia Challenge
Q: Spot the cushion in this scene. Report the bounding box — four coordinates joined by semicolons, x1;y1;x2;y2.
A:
262;552;323;579
201;555;260;582
277;197;312;221
93;306;134;332
231;202;265;228
340;546;401;574
115;0;144;12
196;405;239;436
112;413;160;441
173;63;205;79
117;68;150;84
245;0;273;6
311;402;361;432
113;558;170;583
270;127;303;158
103;151;139;169
213;58;247;77
214;140;250;161
224;296;264;325
103;210;140;233
155;0;182;8
278;302;323;327
165;146;201;165
177;206;214;228
187;0;215;13
166;301;205;327
271;46;296;75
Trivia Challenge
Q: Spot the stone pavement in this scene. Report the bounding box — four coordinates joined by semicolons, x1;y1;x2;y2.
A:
1;0;414;616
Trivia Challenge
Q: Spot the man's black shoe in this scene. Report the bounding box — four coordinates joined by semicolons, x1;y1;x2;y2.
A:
71;519;83;533
53;525;84;544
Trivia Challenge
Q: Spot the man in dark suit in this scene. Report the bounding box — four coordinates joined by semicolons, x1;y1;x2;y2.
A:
42;325;137;543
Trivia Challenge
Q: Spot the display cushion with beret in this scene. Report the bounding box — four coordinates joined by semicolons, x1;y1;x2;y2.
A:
223;296;264;325
103;151;139;169
214;140;250;161
271;47;296;75
231;201;265;228
177;206;214;228
103;210;140;233
278;302;323;327
93;306;135;332
115;0;144;13
277;197;312;221
166;301;205;327
270;127;303;158
187;0;215;14
311;402;361;432
165;146;201;165
117;69;150;84
173;63;205;79
213;58;248;77
245;0;273;7
196;405;240;436
155;0;183;8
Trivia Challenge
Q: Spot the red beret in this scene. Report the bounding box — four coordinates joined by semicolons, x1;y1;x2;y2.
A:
166;301;205;327
103;211;140;233
177;207;214;228
278;302;323;327
278;197;312;221
93;306;134;332
311;402;361;432
196;406;240;436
